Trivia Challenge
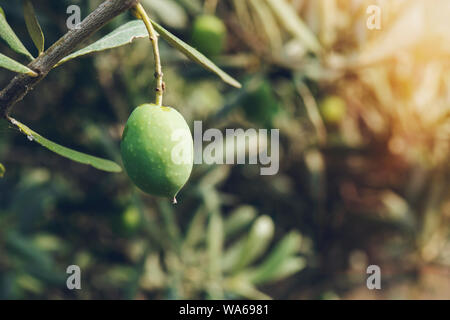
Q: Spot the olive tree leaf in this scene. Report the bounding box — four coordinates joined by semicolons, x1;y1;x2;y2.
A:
0;162;5;178
142;0;188;29
58;18;241;88
0;6;34;60
247;257;306;285
149;18;242;88
9;118;122;173
23;0;45;55
56;20;149;66
265;0;321;53
222;216;275;273
207;210;224;281
0;53;38;76
245;231;303;284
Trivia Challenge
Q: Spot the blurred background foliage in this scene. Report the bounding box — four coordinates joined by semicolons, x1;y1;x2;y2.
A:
0;0;449;299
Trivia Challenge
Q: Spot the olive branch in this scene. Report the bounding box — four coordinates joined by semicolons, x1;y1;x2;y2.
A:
0;0;240;173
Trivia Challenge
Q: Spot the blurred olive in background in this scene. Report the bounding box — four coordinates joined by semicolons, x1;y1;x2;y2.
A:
112;206;142;236
319;96;347;125
191;15;227;58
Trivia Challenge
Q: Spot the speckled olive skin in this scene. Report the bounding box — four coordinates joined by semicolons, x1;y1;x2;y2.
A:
121;104;193;199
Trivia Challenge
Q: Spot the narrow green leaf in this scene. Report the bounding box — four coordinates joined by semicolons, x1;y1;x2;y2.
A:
225;277;272;300
0;6;34;60
23;0;45;55
57;19;241;88
265;0;321;53
247;257;306;285
207;210;224;279
224;205;257;238
233;215;274;271
223;215;274;272
10;118;122;173
0;53;38;76
0;162;5;178
184;206;207;248
143;0;188;29
149;18;242;88
246;231;303;284
57;20;149;66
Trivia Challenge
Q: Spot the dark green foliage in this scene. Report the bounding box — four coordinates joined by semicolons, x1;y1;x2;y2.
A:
241;80;281;128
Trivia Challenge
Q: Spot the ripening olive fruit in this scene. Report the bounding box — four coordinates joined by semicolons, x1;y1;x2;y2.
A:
319;96;347;124
241;81;281;128
191;15;227;58
121;104;193;202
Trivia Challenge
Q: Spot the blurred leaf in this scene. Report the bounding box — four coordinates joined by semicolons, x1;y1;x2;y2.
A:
158;200;182;248
211;76;262;121
23;0;44;55
0;162;5;178
6;231;53;270
225;276;271;300
57;20;149;66
224;205;257;238
247;257;306;285
245;231;303;284
265;0;321;53
295;78;327;145
184;206;207;248
0;53;37;76
208;210;224;272
11;180;58;232
149;18;242;88
0;6;34;60
143;0;188;29
16;274;44;295
207;210;224;298
223;215;274;272
9;118;122;173
199;165;231;188
99;266;138;288
174;0;203;15
357;0;450;66
248;0;283;50
32;234;65;252
59;17;241;86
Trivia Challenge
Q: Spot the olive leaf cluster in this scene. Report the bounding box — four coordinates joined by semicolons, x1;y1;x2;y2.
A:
0;0;240;175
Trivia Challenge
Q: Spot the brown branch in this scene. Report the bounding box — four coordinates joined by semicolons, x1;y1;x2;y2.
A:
0;0;139;119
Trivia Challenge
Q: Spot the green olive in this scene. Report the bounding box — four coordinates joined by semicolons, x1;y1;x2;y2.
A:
121;104;193;201
319;96;347;124
112;206;141;236
191;15;227;58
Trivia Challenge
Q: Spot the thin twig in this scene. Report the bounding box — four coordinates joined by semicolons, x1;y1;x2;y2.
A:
134;3;164;106
0;0;139;119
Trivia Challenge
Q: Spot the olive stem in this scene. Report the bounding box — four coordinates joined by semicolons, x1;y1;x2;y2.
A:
133;4;164;106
